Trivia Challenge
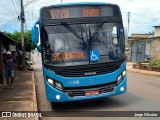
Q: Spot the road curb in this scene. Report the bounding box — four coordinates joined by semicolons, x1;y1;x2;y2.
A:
127;68;160;77
32;71;39;120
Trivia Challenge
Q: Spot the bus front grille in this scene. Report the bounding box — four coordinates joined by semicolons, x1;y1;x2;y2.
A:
45;59;125;77
57;59;124;77
65;82;116;97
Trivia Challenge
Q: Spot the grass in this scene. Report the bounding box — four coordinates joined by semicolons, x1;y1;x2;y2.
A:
149;59;160;67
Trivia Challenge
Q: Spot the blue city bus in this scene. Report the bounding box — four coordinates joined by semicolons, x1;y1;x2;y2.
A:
32;2;127;102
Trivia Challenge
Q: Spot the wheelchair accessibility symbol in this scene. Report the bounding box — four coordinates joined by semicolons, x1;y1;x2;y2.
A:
90;50;100;62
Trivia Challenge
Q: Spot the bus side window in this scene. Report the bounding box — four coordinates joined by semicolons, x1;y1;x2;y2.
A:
42;29;50;50
112;26;118;45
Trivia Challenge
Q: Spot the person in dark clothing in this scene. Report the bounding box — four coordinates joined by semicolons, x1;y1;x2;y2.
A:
3;51;16;89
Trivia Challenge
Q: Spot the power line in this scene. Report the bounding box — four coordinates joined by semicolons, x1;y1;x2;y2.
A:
33;2;47;6
0;24;20;32
16;0;20;7
12;0;19;16
4;1;18;15
25;0;29;31
32;3;33;22
0;18;18;30
24;0;40;8
0;7;16;17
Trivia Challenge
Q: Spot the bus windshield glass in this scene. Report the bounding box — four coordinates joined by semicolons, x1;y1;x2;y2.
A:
42;22;124;66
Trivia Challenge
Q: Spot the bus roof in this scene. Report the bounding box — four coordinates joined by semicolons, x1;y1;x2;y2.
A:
51;2;112;7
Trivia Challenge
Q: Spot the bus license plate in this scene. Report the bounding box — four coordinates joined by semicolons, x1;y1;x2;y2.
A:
85;90;99;96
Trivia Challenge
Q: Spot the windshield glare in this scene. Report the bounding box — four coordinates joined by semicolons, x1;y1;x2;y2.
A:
42;23;124;66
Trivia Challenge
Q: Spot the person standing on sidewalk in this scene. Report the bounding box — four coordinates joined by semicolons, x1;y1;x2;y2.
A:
3;51;16;89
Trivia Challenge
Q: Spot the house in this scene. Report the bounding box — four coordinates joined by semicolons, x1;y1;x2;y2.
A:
127;26;160;62
153;26;160;37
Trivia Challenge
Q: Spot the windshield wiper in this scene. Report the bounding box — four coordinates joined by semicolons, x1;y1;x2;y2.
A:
61;22;83;40
88;19;106;41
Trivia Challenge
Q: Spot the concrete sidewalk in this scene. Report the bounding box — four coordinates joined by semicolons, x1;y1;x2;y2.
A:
127;62;160;76
0;70;38;120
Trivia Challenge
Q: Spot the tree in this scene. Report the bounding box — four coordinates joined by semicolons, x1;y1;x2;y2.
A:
3;30;35;52
24;30;35;52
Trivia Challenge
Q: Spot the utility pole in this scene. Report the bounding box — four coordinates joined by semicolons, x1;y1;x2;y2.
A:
127;12;130;33
61;0;62;3
20;0;25;70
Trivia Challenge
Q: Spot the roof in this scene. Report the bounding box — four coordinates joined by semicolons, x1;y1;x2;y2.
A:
128;36;160;42
52;2;110;7
0;32;20;45
153;25;160;27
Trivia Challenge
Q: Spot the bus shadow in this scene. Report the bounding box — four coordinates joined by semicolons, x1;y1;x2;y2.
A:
50;92;142;111
51;94;140;111
51;98;105;110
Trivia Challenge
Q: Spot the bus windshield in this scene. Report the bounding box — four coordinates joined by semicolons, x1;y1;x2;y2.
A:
42;22;124;66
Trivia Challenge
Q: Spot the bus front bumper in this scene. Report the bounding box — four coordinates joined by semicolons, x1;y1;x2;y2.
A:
45;76;127;102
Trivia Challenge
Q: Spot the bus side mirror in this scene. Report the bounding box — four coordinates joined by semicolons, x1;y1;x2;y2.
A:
31;21;41;52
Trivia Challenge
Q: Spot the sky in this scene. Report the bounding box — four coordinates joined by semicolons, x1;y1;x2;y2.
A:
0;0;160;36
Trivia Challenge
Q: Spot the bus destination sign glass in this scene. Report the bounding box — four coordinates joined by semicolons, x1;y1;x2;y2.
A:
43;6;115;19
50;8;100;19
52;51;86;61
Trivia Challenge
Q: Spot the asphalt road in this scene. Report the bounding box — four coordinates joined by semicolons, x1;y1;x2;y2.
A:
33;53;160;120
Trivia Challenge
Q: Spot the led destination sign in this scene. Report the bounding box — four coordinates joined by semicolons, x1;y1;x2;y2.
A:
52;52;85;61
42;5;120;19
50;8;100;19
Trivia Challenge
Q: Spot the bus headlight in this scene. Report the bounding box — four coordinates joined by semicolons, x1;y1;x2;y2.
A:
116;70;126;85
55;81;63;91
47;78;54;86
117;74;122;83
122;70;126;77
47;77;63;91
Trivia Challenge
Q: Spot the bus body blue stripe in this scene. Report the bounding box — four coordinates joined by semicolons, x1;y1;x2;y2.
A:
43;62;126;88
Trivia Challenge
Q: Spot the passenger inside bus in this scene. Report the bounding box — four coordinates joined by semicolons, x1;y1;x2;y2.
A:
109;47;121;60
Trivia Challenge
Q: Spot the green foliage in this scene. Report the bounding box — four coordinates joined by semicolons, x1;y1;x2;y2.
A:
3;30;35;52
11;31;21;41
149;59;160;67
24;30;35;52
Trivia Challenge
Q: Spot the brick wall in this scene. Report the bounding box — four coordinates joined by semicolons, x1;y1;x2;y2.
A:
151;38;160;59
